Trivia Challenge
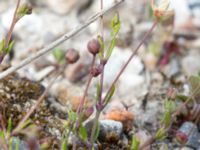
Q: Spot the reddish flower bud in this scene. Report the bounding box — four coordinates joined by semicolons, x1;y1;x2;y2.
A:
87;39;100;55
65;48;80;64
90;64;102;77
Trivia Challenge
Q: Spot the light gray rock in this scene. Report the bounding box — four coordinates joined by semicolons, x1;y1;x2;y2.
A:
188;0;200;28
174;147;194;150
46;0;75;14
170;0;191;28
162;57;181;78
182;50;200;76
46;0;92;15
103;48;145;98
98;120;123;142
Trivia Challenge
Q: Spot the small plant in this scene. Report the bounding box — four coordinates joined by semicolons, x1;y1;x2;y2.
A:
0;0;32;64
2;0;192;149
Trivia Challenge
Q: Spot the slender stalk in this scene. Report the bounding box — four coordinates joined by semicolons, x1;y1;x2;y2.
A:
0;0;124;80
89;0;105;146
0;114;7;147
89;13;158;149
0;0;21;64
77;55;96;114
5;0;21;47
73;56;96;149
89;110;101;145
102;21;157;104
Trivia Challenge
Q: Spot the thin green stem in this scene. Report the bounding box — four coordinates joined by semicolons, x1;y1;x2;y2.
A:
89;110;101;147
89;0;105;148
73;55;96;150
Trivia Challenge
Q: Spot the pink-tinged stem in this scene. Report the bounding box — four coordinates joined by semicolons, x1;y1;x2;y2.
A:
77;55;96;114
102;21;157;105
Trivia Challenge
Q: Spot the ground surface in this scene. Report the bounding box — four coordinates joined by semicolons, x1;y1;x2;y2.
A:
0;0;200;149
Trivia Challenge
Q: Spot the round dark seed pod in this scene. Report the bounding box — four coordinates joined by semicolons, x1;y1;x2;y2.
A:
90;64;102;77
65;48;80;64
87;39;101;55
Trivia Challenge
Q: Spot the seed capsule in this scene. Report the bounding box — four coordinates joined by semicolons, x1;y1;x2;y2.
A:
65;48;80;64
87;39;101;55
90;64;102;77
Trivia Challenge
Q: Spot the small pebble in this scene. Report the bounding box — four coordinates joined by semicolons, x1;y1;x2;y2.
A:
176;122;200;149
98;120;123;142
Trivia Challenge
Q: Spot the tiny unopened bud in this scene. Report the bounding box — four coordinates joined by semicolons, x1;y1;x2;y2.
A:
151;0;174;19
65;48;80;64
87;39;100;55
90;64;102;77
17;4;32;20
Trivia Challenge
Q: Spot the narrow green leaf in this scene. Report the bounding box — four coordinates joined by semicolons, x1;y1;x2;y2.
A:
162;111;171;127
111;13;121;37
97;35;104;59
96;83;101;101
148;2;154;18
52;48;65;64
0;39;5;53
94;121;100;141
6;40;15;53
189;76;200;99
165;100;175;113
8;138;13;150
105;85;115;103
131;136;140;150
106;38;116;59
17;119;31;132
78;124;88;141
15;138;20;150
61;129;69;150
0;131;4;139
61;138;67;150
7;117;12;135
68;109;77;123
155;127;166;140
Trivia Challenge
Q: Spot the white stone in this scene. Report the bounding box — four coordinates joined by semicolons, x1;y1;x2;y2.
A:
182;50;200;76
